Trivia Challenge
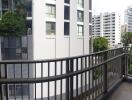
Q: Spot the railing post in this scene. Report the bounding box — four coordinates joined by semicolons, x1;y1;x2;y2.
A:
70;59;73;100
121;48;125;77
0;84;2;100
5;64;8;100
0;64;2;100
66;60;69;100
103;51;108;94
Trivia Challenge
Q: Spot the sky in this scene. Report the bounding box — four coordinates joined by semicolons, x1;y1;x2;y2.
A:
92;0;132;24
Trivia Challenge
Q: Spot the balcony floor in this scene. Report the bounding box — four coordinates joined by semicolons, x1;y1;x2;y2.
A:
108;82;132;100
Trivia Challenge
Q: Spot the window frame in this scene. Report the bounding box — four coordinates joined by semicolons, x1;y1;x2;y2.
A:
77;0;84;8
77;10;84;22
46;22;56;35
46;4;56;18
77;25;84;36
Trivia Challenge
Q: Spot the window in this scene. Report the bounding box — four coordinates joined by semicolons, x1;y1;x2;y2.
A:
46;22;56;35
0;8;2;18
9;85;15;96
27;20;32;35
77;10;84;22
89;25;92;36
64;22;70;35
46;4;56;18
16;53;22;59
65;0;70;4
16;85;29;96
89;12;92;23
22;47;28;53
22;36;27;47
77;0;84;8
89;37;92;53
4;84;29;97
64;6;70;20
26;0;32;17
89;0;92;10
16;37;21;48
2;0;8;10
22;53;28;59
77;25;84;36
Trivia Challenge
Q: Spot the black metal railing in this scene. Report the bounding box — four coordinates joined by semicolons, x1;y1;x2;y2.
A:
0;47;130;100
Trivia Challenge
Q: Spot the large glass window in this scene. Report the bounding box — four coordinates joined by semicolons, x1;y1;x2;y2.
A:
77;25;84;36
2;0;8;10
64;22;70;35
77;0;84;8
77;10;84;22
4;84;29;97
46;4;56;18
89;12;92;23
14;0;32;17
65;0;70;4
89;25;92;36
27;20;32;35
89;0;92;10
46;22;56;35
26;0;32;17
64;6;70;20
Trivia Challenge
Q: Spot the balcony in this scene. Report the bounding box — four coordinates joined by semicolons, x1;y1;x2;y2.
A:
0;47;132;100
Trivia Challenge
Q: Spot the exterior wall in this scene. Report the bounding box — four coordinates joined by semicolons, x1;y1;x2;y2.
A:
115;14;121;44
125;5;132;32
121;24;127;34
33;0;90;60
92;12;121;48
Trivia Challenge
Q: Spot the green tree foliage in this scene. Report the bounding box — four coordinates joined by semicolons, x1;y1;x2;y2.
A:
93;37;108;80
93;37;108;52
0;11;27;37
122;32;132;46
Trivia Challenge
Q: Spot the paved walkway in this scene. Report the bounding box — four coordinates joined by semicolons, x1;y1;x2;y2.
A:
108;82;132;100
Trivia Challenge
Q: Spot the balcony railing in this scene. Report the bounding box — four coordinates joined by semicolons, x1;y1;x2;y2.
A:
0;47;131;100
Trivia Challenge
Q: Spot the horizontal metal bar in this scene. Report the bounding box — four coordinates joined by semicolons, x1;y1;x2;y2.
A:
0;53;125;84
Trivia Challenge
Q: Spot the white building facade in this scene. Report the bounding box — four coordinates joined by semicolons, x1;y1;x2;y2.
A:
92;12;121;48
33;0;92;60
125;5;132;32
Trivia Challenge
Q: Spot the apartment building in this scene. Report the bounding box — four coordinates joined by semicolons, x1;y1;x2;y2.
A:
0;0;32;60
125;5;132;32
33;0;92;60
0;0;92;99
92;12;121;48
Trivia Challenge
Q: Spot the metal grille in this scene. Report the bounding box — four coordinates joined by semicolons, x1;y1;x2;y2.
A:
0;47;127;100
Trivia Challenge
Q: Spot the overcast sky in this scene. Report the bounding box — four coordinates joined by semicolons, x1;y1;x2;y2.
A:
92;0;132;24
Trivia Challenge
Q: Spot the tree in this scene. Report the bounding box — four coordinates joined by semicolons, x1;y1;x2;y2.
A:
122;32;132;73
93;37;108;52
122;32;132;46
0;11;27;37
0;2;27;60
